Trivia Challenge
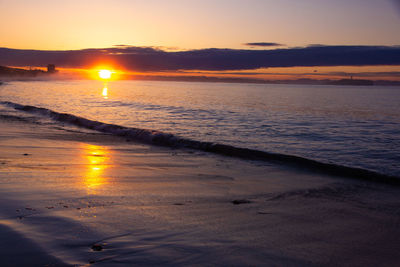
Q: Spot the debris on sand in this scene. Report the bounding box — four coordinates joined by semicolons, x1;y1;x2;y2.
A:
91;244;103;251
232;199;252;205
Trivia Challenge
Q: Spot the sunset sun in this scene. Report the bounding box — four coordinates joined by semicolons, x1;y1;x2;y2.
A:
98;69;112;79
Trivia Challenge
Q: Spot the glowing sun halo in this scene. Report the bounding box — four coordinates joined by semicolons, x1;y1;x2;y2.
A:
98;69;112;79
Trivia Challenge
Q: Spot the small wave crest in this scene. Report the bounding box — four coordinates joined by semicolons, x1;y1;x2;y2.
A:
1;100;399;184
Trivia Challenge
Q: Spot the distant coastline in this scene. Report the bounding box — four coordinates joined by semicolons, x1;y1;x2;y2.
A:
128;75;398;86
0;65;57;80
1;65;400;86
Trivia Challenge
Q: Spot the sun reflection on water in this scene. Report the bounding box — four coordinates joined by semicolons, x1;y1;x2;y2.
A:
102;83;108;99
80;144;111;194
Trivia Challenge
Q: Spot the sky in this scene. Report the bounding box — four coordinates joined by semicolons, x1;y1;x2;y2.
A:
1;0;400;80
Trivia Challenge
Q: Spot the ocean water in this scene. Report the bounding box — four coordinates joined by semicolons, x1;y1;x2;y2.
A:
0;80;399;177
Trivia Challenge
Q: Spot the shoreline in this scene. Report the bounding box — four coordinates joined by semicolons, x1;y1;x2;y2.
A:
1;117;400;266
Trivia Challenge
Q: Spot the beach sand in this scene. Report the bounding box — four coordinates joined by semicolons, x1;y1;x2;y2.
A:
1;116;400;266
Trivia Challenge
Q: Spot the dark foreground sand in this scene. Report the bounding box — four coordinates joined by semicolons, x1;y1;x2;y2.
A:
0;117;400;266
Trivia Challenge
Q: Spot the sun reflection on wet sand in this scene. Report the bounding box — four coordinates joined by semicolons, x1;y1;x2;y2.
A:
80;144;111;194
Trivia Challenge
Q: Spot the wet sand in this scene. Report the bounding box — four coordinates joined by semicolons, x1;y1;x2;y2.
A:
1;117;400;266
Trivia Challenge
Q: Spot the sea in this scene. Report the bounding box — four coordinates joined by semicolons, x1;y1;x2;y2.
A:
0;80;399;178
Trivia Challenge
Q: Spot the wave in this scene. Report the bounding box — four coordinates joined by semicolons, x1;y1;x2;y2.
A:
1;100;399;184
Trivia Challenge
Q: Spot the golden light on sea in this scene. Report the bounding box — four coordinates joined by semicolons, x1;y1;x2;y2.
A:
102;85;108;99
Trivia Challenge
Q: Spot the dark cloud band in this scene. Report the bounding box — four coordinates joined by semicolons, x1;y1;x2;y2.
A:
244;42;284;47
0;45;399;71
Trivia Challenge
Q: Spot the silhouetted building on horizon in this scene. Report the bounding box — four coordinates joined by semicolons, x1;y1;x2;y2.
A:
47;64;56;73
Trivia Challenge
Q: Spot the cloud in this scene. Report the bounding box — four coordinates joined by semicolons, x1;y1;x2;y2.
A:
244;42;285;47
0;45;400;72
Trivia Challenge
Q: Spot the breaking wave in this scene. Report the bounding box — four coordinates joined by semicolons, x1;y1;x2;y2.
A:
1;100;399;184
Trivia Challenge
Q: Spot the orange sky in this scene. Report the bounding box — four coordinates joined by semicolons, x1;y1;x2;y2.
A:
1;0;400;81
1;0;400;50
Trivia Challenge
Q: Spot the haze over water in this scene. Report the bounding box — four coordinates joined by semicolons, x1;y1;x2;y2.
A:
1;80;399;177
